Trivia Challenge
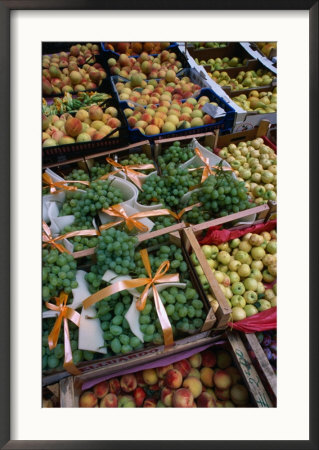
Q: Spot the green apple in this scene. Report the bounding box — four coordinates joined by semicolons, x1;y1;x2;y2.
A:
263;270;275;283
231;295;246;308
235;251;250;264
195;266;204;276
251;260;263;270
207;259;217;269
266;240;277;254
257;299;271;311
199;274;209;289
257;281;265;294
244;304;258;317
243;278;258;291
231;282;245;295
273;283;277;295
218;264;229;273
229;271;240;284
231;306;246;321
270;296;277;307
261;170;274;183
225;287;233;299
251;247;266;261
228;260;241;271
250;269;263;282
218;243;230;252
237;264;251;278
202;245;214;259
210;245;219;258
190;253;199;265
230;238;241;249
264;289;275;300
253;185;266;197
238;241;252;253
214;271;225;283
244;290;258;304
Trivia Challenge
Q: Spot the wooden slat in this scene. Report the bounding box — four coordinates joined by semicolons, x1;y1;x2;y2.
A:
59;376;75;408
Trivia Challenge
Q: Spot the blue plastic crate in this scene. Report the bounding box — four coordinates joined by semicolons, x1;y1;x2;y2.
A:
120;87;235;143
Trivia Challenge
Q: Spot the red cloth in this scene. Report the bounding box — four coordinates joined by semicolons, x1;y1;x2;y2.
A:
199;219;277;245
229;307;277;333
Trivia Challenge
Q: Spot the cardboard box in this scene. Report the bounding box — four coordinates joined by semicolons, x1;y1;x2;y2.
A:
60;330;273;407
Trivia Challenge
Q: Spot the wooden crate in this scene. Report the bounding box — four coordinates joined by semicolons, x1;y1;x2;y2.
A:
60;330;273;407
214;119;271;148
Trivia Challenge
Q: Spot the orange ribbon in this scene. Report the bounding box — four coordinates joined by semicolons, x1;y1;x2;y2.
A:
43;221;100;253
170;202;203;220
43;173;90;194
98;157;155;190
45;292;81;375
190;148;234;183
83;249;179;346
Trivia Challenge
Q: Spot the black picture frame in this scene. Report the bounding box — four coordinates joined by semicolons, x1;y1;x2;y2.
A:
0;1;318;449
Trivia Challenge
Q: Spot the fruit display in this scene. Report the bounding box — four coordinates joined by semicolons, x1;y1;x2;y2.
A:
208;68;275;91
107;49;185;80
42;104;122;147
231;88;277;113
217;137;277;204
42;92;112;117
115;75;204;103
256;330;277;373
78;347;252;407
104;42;172;56
190;228;277;321
42;58;107;96
42;43;100;69
123;95;219;136
255;42;277;59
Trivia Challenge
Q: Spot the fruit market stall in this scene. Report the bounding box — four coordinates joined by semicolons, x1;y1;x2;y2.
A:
42;42;277;408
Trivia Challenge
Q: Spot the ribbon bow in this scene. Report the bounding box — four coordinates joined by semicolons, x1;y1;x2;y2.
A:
43;173;90;194
45;292;81;375
42;221;70;254
83;249;179;346
193;148;234;183
98;157;155;190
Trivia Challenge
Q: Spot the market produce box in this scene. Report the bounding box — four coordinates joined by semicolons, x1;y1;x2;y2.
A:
104;44;191;79
59;330;274;407
42;382;60;408
241;331;277;405
120;88;235;143
42;225;221;386
42;96;130;166
188;42;257;71
101;42;177;57
181;213;277;331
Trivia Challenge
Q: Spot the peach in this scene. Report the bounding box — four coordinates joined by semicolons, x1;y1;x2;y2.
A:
189;368;201;379
200;367;214;387
230;384;249;406
173;388;194;408
79;391;98;408
145;124;160;135
216;350;232;369
85;127;97;138
109;378;121;395
120;374;137;393
164;369;183;389
203;114;214;125
107;117;121;129
135;120;148;130
92;131;106;141
213;370;232;389
65;117;82;137
189;353;202;368
162;121;176;132
183;376;202;398
51;130;64;142
133;387;146;407
161;387;174;406
225;366;242;385
142;369;158;385
215;388;230;401
205;388;217;401
156;364;173;379
201;350;217;368
91;120;104;131
128;116;138;127
135;371;147;387
89;105;103;121
100;393;118;407
75;109;89;121
141;113;153;123
173;359;192;378
143;398;157;407
196;392;216;407
93;381;109;399
151;117;164;128
58;136;75;145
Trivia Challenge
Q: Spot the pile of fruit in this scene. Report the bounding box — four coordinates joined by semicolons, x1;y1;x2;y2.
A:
107;50;184;80
104;42;172;56
42;43;100;69
79;347;251;407
124;95;217;135
232;89;277;113
256;42;277;59
194;56;247;71
42;92;112;117
208;69;275;91
256;330;277;373
115;75;203;103
191;229;277;321
190;42;228;49
42;104;121;147
217;137;277;203
42;60;107;96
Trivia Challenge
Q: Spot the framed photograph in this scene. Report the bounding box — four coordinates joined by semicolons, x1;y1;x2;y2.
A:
0;2;317;449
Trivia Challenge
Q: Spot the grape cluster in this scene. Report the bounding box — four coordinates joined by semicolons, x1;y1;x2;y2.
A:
42;248;78;301
142;215;177;247
120;152;154;174
61;224;99;252
59;179;124;223
85;227;138;293
65;168;90;183
89;162;113;180
137;167;200;209
158;142;195;168
185;170;254;224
